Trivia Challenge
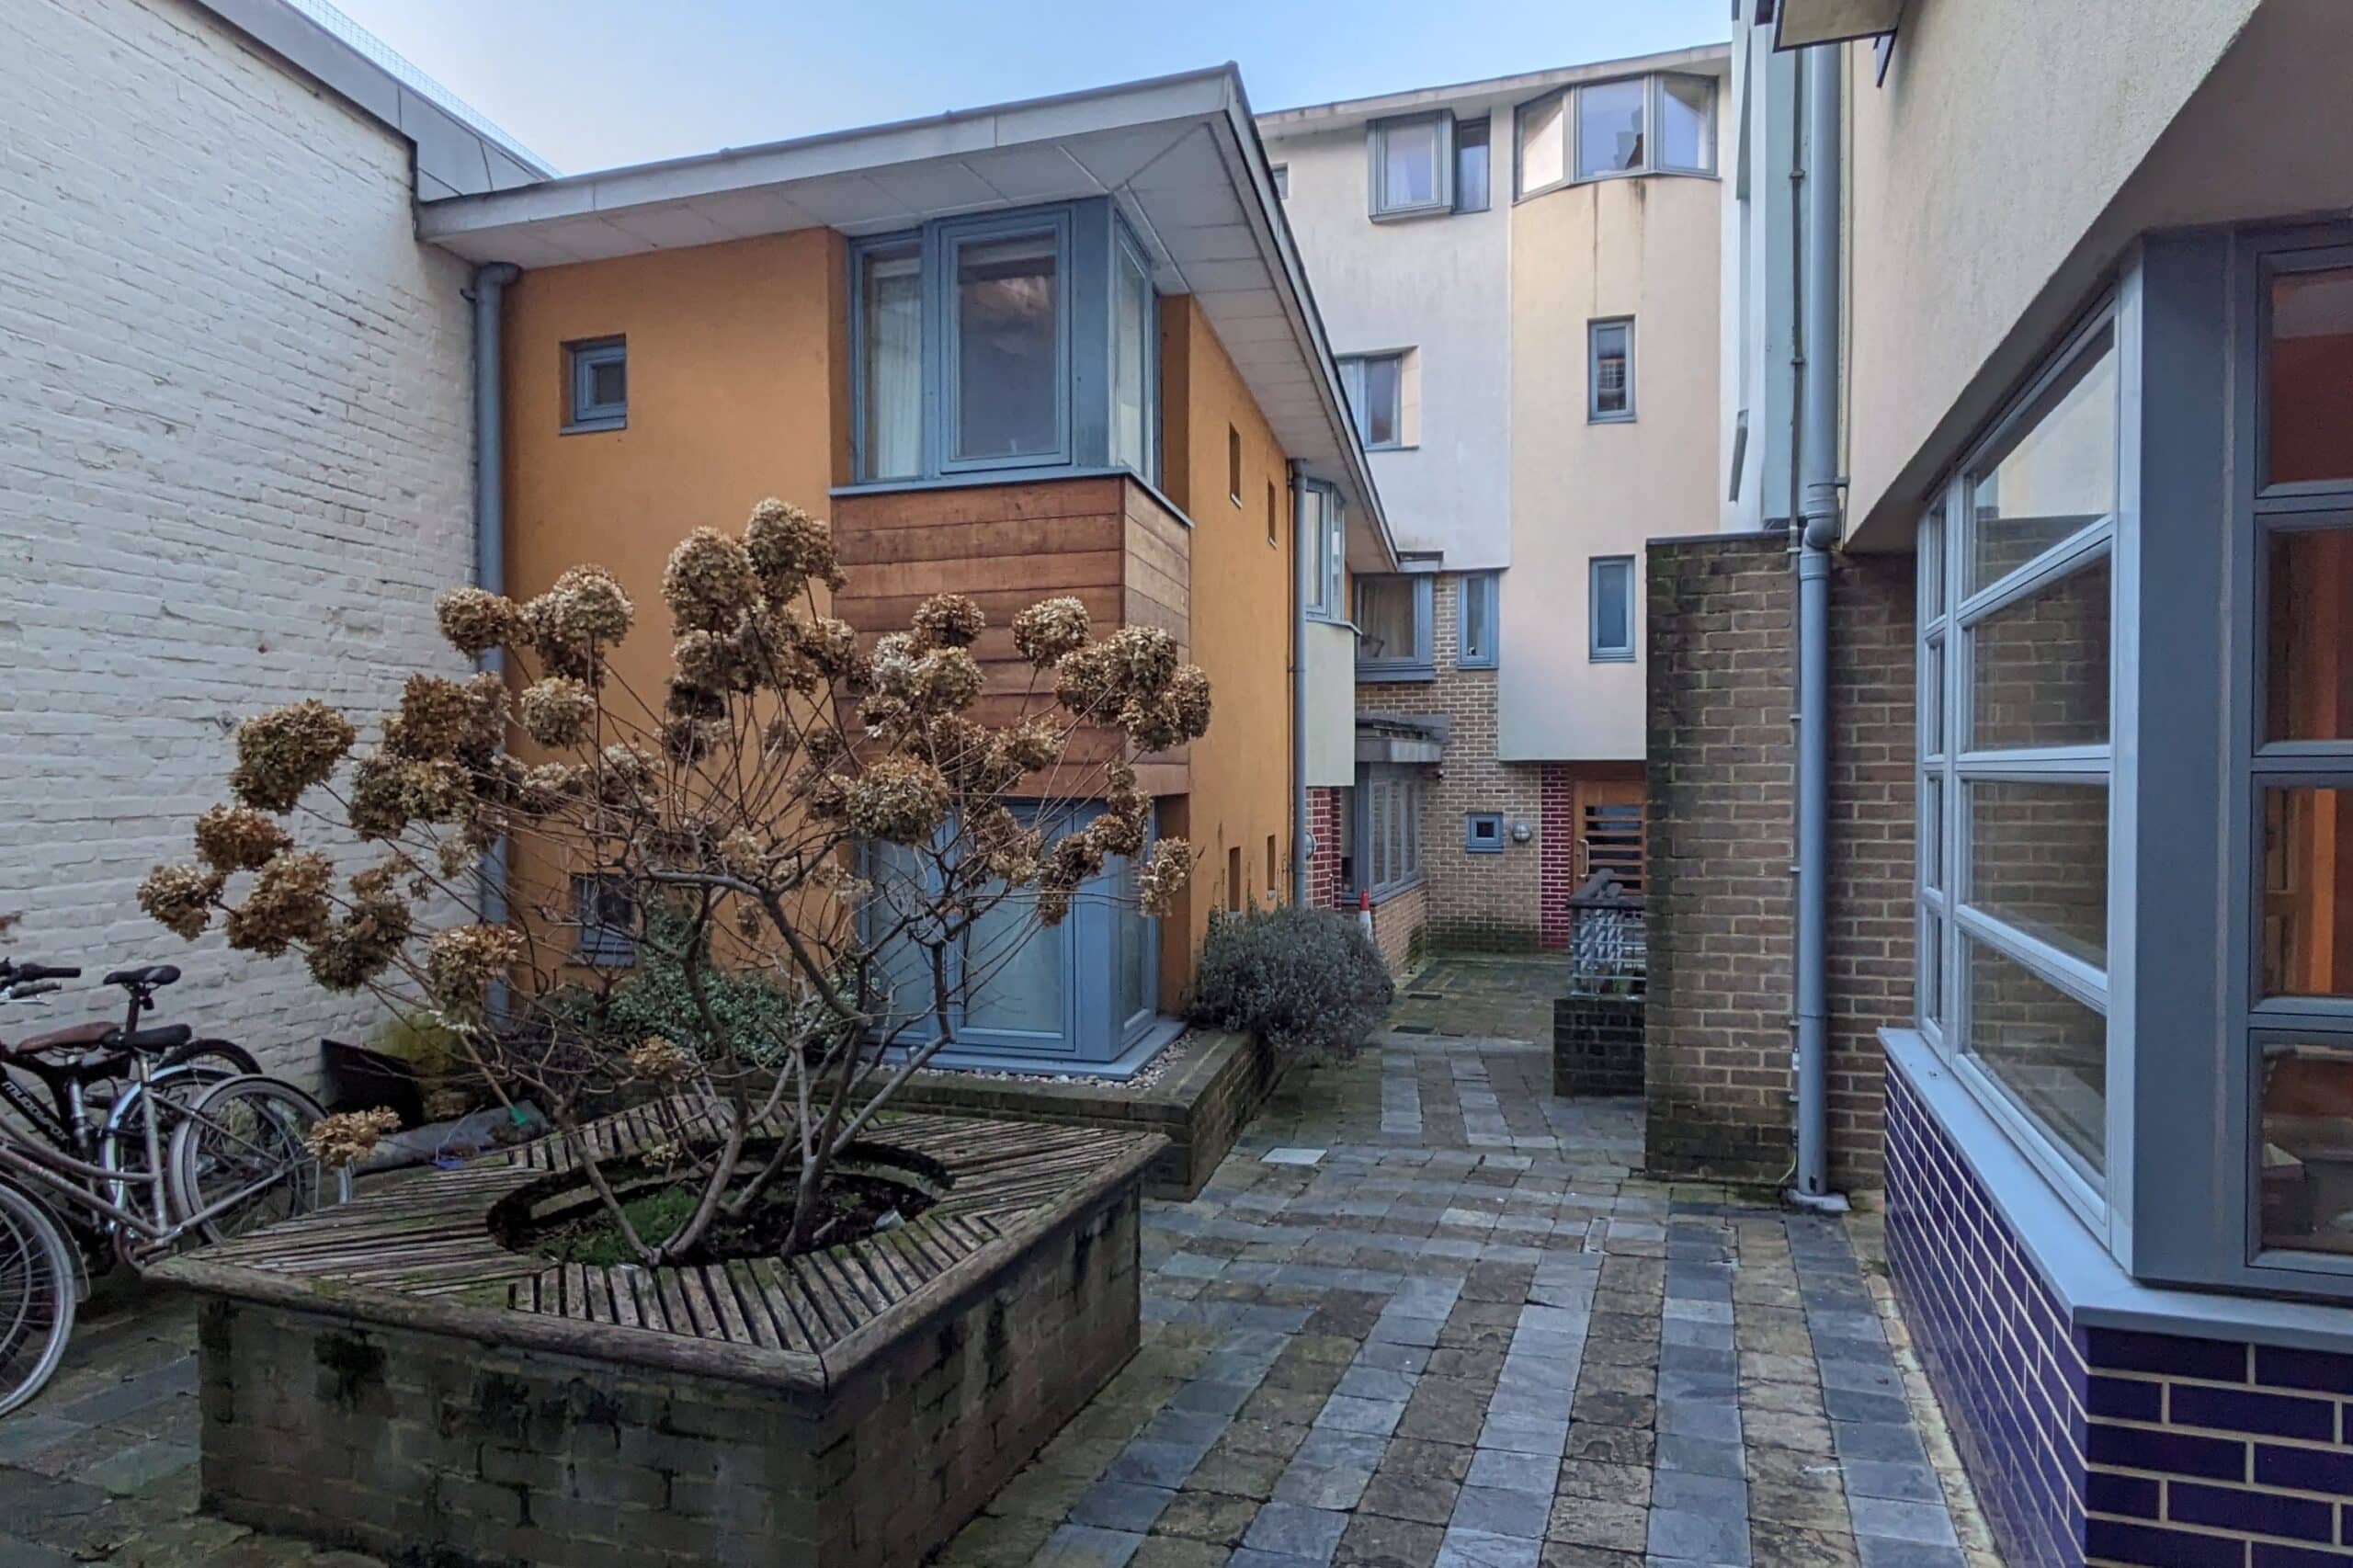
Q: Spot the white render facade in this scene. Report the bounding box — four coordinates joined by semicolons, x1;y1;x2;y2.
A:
0;0;542;1077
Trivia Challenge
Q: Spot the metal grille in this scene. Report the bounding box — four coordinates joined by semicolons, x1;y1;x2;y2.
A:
1565;870;1646;997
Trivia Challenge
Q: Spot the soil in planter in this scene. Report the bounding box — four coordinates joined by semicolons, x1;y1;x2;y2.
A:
521;1154;939;1267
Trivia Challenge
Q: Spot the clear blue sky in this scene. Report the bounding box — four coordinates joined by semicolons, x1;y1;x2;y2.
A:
318;0;1733;176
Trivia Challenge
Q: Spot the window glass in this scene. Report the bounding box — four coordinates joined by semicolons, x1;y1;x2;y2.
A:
1591;558;1634;658
571;874;636;966
1921;775;1943;892
1922;912;1946;1029
586;356;625;411
1967;325;2117;593
1517;93;1566;196
1454;118;1490;212
1110;244;1152;477
1359;576;1418;662
1115;851;1152;1028
1461;574;1495;665
1341;355;1402;449
1591;321;1632;419
1922;501;1948;621
860;246;922;479
2261;786;2353;998
1968;555;2110;750
1576;78;1647;178
2267;267;2353;488
863;840;934;1029
1658;76;1711;172
953;230;1059;461
2258;1043;2353;1256
1966;937;2107;1172
2266;524;2353;742
1380;117;1442;210
1967;780;2109;968
1921;638;1946;757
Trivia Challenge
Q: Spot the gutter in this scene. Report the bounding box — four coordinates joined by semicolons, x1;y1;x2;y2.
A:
469;262;520;937
1290;461;1311;908
1788;43;1847;1214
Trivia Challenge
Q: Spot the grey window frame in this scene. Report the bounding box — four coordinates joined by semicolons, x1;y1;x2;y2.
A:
1356;573;1435;681
571;874;638;968
1459;572;1499;669
1349;764;1427;897
1337;352;1409;451
1302;480;1346;620
847;199;1156;488
1588;557;1636;662
1464;812;1505;856
1513;74;1716;202
1915;293;2127;1242
563;336;627;433
1588;318;1635;423
1367;110;1455;221
1452;116;1491;214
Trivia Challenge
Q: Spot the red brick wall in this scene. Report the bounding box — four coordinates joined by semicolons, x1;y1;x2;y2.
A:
1306;787;1343;911
1643;533;1915;1188
1540;766;1574;950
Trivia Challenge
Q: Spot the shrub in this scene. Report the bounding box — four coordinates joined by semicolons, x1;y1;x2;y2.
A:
1187;906;1394;1065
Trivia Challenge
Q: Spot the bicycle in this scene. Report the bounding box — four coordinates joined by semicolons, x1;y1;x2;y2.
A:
0;960;337;1416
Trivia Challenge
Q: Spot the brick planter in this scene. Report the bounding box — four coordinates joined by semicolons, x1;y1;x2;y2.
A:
154;1112;1164;1568
1554;993;1645;1096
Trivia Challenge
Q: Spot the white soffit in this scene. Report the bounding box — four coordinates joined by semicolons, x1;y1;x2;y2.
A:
1773;0;1904;51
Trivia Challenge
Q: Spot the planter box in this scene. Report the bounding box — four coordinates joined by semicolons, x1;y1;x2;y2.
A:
154;1111;1165;1568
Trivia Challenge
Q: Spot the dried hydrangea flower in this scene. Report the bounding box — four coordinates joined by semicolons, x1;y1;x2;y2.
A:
1138;837;1193;917
799;616;860;678
1012;597;1090;666
223;850;334;958
517;676;595;749
845;754;951;845
436;586;525;658
1085;807;1146;860
306;1107;403;1169
911;593;985;651
910;648;983;714
306;869;414;992
1168;665;1211;740
1120;693;1188;753
384;676;479;764
547;564;633;643
1099;625;1180;696
663;528;759;634
744;497;842;597
192;804;292;874
425;924;527;1022
229;700;356;813
1037;887;1074;927
996;715;1063;776
625;1036;699;1084
1040;834;1106;892
140;862;225;941
1053;641;1120;714
596;744;655;806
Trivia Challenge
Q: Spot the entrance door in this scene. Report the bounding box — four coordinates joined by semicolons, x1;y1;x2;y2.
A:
1573;779;1647;895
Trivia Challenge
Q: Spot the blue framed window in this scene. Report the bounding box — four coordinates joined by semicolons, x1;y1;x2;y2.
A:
1368;111;1454;220
570;874;636;968
1464;812;1505;855
563;337;627;433
1459;572;1499;669
848;199;1157;487
1589;318;1635;422
1338;352;1410;450
1590;557;1636;662
1303;481;1346;619
1358;574;1435;681
1347;765;1427;896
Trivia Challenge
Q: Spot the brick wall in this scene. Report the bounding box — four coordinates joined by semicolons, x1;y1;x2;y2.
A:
1540;766;1575;950
1306;787;1343;911
1643;534;1915;1187
0;0;476;1078
1367;881;1427;975
1555;994;1645;1097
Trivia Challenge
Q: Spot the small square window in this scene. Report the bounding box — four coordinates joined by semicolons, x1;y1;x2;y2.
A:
1338;352;1409;450
1590;556;1636;662
1368;111;1454;220
564;337;627;432
1465;812;1506;855
572;874;637;968
1589;319;1634;422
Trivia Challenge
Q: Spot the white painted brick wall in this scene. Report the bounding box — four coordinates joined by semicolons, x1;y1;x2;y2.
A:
0;0;475;1080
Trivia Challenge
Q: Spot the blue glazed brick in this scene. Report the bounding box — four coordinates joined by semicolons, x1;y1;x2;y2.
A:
2084;1471;2160;1518
2169;1480;2334;1543
2087;1375;2158;1422
2256;1442;2353;1495
2254;1543;2353;1567
2089;1329;2251;1384
2170;1383;2340;1442
2086;1517;2252;1567
2086;1423;2247;1483
2256;1346;2353;1398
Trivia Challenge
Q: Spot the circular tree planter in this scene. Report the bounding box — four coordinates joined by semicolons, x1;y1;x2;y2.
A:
153;1108;1165;1568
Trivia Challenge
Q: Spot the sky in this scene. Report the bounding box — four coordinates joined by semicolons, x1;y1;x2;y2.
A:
313;0;1733;176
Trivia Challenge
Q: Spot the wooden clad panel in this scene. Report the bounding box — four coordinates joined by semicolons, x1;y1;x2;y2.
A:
832;476;1124;530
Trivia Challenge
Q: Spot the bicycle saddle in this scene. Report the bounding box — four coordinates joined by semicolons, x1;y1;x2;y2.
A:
103;965;180;989
6;1021;115;1060
115;1025;193;1054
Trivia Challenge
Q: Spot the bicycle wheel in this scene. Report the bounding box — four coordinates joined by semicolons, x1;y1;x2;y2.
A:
0;1182;77;1417
97;1061;251;1221
166;1076;329;1244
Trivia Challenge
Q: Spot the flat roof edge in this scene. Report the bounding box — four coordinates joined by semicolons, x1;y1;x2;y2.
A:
1256;42;1732;131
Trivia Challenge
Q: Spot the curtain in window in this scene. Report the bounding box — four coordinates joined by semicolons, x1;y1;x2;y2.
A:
861;248;922;478
1360;577;1417;660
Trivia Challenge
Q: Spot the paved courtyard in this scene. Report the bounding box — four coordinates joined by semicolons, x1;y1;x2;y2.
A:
0;961;1994;1567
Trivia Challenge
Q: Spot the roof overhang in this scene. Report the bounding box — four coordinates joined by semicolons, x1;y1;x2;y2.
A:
415;65;1396;572
1773;0;1904;51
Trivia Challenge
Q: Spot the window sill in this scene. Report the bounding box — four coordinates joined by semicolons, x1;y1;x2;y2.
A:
1370;204;1450;224
1364;443;1419;454
1355;875;1427;906
1886;1028;2353;1355
560;417;627;437
832;465;1192;528
1358;665;1436;684
1587;413;1637;426
1460;657;1497;673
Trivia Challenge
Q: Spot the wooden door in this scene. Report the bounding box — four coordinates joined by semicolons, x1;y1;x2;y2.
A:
1573;779;1647;896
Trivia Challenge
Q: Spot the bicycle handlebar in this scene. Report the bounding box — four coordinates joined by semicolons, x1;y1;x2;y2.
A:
2;964;80;984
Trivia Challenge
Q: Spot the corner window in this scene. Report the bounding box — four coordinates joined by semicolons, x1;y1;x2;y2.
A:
1589;557;1635;662
1369;111;1453;220
1918;304;2118;1195
1516;74;1714;199
563;337;627;433
1338;351;1411;450
1465;812;1505;856
1358;574;1434;680
1350;765;1427;895
1459;572;1498;669
571;874;637;968
848;199;1155;486
1304;481;1346;619
1453;117;1491;214
1589;319;1634;422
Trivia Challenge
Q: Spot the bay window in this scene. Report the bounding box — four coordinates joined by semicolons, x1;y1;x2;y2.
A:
1516;74;1714;200
1357;574;1434;680
848;199;1158;487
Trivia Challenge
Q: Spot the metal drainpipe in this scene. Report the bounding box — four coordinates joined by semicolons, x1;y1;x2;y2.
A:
1789;44;1847;1213
1289;460;1311;908
469;262;520;938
